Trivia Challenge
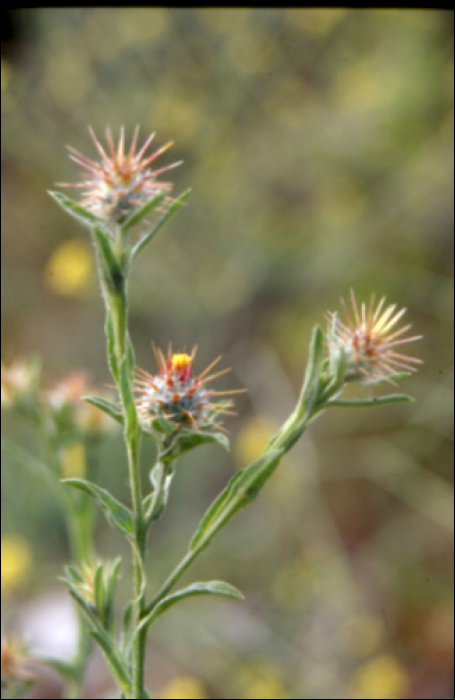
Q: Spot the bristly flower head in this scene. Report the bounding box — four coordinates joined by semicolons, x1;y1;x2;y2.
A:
1;636;32;695
134;345;243;433
327;289;422;385
62;126;182;224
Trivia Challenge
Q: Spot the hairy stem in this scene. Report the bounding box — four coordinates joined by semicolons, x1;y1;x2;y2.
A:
104;248;147;699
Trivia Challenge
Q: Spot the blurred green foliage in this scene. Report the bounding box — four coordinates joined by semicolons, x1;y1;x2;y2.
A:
1;9;453;700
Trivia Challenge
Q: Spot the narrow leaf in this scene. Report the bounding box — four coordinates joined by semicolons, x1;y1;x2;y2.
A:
131;189;191;263
93;226;124;294
93;562;105;618
139;581;243;633
122;192;165;233
105;309;119;383
120;601;133;657
127;336;136;383
48;191;102;229
34;654;79;682
106;557;123;603
62;478;133;539
190;448;284;552
89;628;131;692
327;394;414;408
60;576;94;618
61;578;130;691
83;395;123;424
65;564;85;584
299;325;325;415
118;358;137;438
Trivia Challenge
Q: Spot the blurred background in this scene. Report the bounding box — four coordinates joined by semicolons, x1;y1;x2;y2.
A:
1;9;453;699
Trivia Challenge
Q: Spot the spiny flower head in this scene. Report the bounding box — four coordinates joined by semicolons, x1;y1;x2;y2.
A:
1;636;32;692
45;371;114;435
327;289;422;385
135;345;242;432
1;359;38;408
62;126;181;224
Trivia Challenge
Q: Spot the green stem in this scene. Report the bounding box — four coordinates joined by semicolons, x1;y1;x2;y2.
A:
105;257;147;699
127;437;147;700
64;488;95;698
145;548;200;617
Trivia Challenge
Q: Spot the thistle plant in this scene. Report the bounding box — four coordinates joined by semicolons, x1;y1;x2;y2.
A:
6;126;421;699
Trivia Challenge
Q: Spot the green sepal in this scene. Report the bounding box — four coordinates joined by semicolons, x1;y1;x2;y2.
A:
93;562;105;621
60;574;95;618
131;189;191;264
65;564;85;584
94;558;122;631
151;416;175;434
83;395;123;424
122;192;166;233
94;226;124;294
48;191;103;229
189;448;284;553
138;581;243;634
160;430;230;463
62;478;133;539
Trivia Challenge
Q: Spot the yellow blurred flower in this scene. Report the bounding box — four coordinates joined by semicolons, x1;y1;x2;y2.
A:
1;535;32;596
238;663;289;700
61;442;86;479
338;613;384;659
350;654;408;700
160;675;207;699
235;416;279;467
44;238;93;297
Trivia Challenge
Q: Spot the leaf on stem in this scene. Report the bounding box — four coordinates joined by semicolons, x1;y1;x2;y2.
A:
327;394;414;408
83;395;123;424
93;226;124;294
119;601;133;658
118;358;138;438
189;448;284;553
105;310;119;383
62;478;133;539
298;325;325;416
122;192;166;233
131;190;191;264
93;562;105;620
48;191;103;229
138;581;243;633
60;575;131;692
